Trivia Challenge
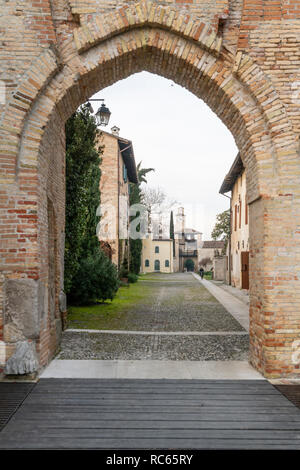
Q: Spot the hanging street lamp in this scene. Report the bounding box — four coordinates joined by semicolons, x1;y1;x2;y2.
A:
95;102;111;127
86;99;111;127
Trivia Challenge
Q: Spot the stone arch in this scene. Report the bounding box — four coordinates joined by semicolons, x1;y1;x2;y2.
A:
0;48;60;183
1;5;300;379
17;26;296;200
1;1;297;191
72;0;223;56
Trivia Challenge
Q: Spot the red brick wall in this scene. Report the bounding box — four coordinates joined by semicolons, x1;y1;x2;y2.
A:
0;0;300;378
37;109;66;367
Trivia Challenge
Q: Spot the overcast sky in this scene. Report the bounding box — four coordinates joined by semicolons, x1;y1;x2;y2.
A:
92;71;237;240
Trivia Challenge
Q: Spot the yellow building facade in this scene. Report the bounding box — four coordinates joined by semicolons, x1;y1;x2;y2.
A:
141;237;174;274
220;154;249;289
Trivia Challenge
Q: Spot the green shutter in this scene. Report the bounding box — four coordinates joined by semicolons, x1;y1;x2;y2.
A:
123;164;127;182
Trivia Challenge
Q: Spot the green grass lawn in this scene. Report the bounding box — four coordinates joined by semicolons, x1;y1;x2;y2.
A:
66;272;240;332
67;276;154;330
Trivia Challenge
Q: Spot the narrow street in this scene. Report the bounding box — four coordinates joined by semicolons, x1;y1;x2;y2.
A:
58;273;249;362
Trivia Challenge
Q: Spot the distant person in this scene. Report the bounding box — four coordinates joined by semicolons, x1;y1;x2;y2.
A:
199;267;204;279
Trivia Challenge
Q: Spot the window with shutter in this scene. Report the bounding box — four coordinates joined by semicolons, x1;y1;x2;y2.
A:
123;163;127;182
234;204;237;231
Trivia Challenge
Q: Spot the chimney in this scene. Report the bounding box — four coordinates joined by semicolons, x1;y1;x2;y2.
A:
111;125;120;136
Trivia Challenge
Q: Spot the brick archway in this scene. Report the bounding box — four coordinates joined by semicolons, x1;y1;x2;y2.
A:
1;0;300;379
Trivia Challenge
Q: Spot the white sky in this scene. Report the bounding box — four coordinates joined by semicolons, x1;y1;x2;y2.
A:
92;71;237;240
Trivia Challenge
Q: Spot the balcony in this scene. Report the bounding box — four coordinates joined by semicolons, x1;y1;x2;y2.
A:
179;249;198;257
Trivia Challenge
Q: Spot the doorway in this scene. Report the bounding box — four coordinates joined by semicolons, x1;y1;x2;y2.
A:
154;260;160;271
241;251;249;290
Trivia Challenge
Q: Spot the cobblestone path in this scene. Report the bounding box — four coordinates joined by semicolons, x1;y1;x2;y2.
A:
59;273;248;361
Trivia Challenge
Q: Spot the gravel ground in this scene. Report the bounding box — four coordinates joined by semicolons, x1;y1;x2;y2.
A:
59;273;249;361
70;275;246;332
58;331;249;361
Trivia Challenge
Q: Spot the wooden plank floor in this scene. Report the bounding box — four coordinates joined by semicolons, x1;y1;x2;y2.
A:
0;379;300;449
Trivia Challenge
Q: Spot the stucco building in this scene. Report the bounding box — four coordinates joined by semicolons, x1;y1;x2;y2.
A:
141;235;174;273
220;153;249;289
97;126;138;270
198;240;225;272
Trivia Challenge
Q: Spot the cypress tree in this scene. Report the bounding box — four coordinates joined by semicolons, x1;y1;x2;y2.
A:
65;104;119;304
170;210;175;257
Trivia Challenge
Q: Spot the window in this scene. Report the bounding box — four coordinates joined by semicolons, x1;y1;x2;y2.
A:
145;259;149;267
154;260;160;271
165;260;169;267
239;200;242;229
245;196;248;225
155;246;159;253
234;204;237;231
123;163;127;183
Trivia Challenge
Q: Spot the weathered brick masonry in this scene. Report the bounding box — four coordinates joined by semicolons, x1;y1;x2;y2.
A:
0;0;300;378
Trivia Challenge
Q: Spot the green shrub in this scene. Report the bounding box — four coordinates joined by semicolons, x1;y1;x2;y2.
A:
127;272;138;283
129;238;142;275
204;271;213;280
68;249;120;305
184;258;195;272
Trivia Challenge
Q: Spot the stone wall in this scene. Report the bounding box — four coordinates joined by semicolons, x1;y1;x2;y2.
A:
213;256;227;282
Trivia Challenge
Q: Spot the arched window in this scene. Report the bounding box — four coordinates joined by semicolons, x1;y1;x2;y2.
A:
145;259;149;267
154;260;160;271
155;246;159;253
165;259;169;267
